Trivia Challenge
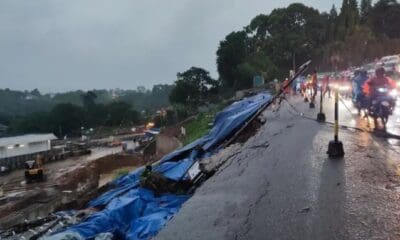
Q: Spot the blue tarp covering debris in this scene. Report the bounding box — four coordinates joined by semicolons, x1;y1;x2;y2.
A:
53;92;271;240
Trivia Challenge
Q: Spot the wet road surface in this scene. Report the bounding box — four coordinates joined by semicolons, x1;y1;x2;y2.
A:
155;95;400;240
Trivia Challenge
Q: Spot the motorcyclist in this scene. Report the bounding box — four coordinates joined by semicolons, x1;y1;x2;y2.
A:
353;70;368;110
352;69;369;105
363;67;396;129
362;67;396;98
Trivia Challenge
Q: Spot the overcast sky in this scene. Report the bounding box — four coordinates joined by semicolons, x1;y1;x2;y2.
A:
0;0;341;93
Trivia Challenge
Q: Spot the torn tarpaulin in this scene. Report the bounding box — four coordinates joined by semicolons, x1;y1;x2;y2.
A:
50;92;271;240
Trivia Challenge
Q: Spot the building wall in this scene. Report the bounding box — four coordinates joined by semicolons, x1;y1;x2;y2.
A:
0;151;48;170
0;140;50;159
0;140;52;171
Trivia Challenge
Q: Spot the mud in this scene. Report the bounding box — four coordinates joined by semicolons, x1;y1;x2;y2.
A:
0;153;146;229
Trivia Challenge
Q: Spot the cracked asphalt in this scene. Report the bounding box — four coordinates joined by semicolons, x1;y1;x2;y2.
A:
155;95;400;240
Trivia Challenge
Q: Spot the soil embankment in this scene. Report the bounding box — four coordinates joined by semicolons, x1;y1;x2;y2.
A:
0;152;146;229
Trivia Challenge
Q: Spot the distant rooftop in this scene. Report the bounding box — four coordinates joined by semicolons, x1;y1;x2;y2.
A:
0;134;57;147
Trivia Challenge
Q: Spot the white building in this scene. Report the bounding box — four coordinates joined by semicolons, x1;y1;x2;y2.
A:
0;134;57;169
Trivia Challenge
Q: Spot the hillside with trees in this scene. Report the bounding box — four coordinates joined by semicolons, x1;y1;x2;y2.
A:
7;91;142;137
2;0;400;137
168;0;400;113
0;86;173;137
215;0;400;91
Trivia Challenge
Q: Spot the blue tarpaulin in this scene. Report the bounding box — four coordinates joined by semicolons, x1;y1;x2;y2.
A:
52;92;271;240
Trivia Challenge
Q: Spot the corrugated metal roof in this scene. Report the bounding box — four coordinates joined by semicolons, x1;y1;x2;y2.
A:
0;134;57;147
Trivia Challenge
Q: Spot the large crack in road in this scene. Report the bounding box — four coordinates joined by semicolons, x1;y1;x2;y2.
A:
155;96;400;240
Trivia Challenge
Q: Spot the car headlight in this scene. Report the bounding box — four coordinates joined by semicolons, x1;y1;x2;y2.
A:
377;87;388;93
329;83;338;89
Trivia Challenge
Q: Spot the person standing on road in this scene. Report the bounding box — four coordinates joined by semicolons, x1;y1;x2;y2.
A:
322;74;331;98
274;79;280;94
283;78;290;95
310;70;318;103
273;79;281;104
300;77;308;100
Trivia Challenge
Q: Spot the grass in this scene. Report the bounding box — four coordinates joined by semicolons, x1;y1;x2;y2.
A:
113;168;130;180
182;113;211;146
181;103;228;146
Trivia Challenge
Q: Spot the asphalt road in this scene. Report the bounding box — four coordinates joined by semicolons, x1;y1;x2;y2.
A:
156;95;400;240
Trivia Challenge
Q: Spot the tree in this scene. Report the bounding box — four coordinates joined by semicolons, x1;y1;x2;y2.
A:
327;4;339;41
246;3;326;77
368;0;400;38
49;103;85;137
330;5;338;19
137;86;147;93
85;103;107;127
348;0;360;27
9;112;50;134
235;63;257;90
360;0;372;24
105;101;139;126
338;0;359;39
81;91;97;110
148;84;174;109
169;67;219;106
216;31;249;89
30;88;41;97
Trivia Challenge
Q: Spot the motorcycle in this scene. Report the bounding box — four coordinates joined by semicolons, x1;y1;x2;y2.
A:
366;86;397;129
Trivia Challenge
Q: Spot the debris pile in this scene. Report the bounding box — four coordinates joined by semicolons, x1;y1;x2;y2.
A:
0;153;146;231
1;93;272;240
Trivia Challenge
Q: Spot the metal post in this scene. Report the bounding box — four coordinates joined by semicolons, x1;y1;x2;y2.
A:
223;60;311;148
309;75;316;109
327;86;344;158
320;87;324;113
317;82;326;122
334;89;339;141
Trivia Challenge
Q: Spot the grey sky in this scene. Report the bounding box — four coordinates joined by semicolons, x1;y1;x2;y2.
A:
0;0;341;93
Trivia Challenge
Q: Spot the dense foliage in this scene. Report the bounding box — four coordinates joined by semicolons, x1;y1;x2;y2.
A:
8;99;141;137
169;67;220;107
2;0;400;136
0;85;173;119
215;0;400;90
